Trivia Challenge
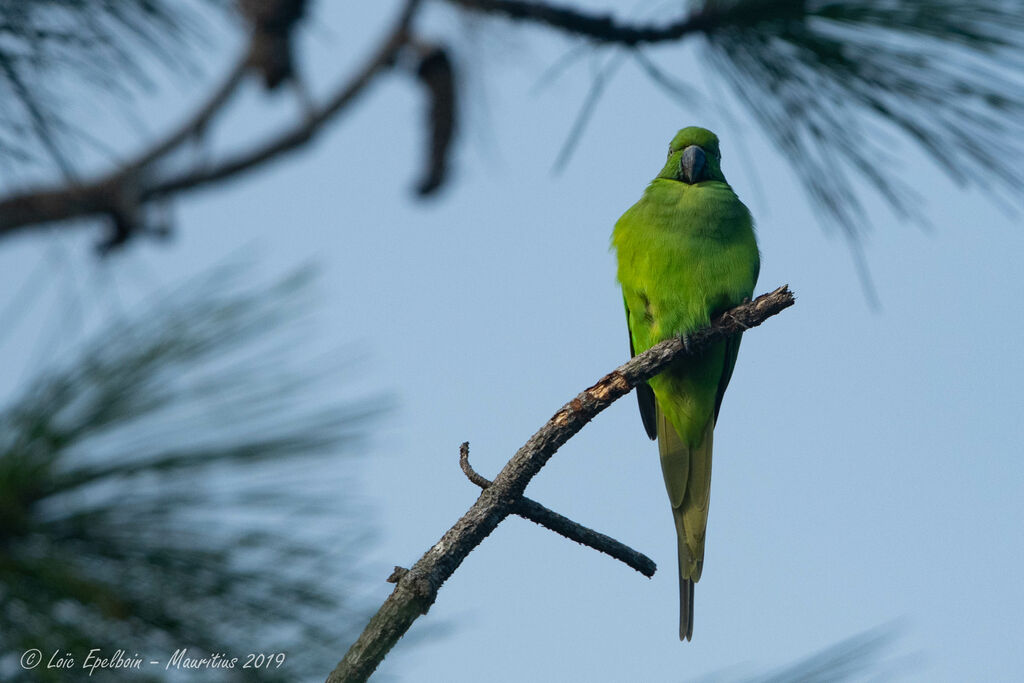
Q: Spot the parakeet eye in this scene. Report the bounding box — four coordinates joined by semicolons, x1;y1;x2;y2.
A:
667;145;673;159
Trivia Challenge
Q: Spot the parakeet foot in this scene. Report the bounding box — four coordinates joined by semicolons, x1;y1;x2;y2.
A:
679;333;695;354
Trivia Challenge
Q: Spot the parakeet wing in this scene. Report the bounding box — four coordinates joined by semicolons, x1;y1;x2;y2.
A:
713;254;758;423
625;298;658;440
713;334;741;424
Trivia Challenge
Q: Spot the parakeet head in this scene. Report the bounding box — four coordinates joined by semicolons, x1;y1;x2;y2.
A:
658;127;726;185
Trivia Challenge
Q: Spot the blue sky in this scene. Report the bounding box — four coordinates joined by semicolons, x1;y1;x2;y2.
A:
1;2;1022;681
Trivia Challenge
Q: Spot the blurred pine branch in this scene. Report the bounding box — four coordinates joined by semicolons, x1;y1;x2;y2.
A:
0;266;386;682
450;0;1024;248
0;0;1021;283
697;0;1024;238
0;0;224;175
744;624;907;682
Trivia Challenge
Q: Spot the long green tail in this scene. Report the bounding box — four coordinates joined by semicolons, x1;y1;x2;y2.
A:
658;410;714;641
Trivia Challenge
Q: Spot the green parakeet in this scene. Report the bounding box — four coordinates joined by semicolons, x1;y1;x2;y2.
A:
612;127;759;641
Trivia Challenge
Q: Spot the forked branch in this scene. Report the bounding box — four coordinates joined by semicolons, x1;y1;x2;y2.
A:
327;285;795;683
459;441;656;576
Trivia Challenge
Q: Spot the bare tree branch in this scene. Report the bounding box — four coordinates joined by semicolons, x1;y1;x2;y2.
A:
442;0;805;44
459;441;657;577
442;0;717;45
0;0;424;243
130;52;250;172
327;285;796;683
457;440;492;488
144;12;415;199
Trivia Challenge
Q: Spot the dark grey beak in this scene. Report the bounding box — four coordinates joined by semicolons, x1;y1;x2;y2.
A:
679;145;707;184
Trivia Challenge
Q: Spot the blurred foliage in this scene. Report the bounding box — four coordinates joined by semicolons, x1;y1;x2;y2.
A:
697;0;1024;243
690;624;907;682
0;0;225;175
744;624;907;682
0;267;386;681
3;0;1023;258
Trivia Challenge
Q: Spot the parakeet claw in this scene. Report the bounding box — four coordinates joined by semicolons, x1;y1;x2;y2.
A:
679;333;695;354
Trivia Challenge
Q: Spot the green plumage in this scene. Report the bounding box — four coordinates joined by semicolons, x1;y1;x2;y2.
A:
612;127;759;641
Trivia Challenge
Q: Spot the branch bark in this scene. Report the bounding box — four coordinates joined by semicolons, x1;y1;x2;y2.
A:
326;285;796;683
459;441;656;577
